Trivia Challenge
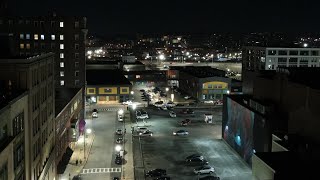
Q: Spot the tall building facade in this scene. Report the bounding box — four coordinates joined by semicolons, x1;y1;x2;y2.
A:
0;53;56;180
242;46;320;94
0;14;88;89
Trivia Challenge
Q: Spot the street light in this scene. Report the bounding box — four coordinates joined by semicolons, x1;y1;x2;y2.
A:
165;87;169;92
86;128;92;134
118;109;124;115
132;104;137;110
130;91;134;95
115;145;122;151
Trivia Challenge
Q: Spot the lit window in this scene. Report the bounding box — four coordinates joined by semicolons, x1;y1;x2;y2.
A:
136;75;141;79
51;35;55;40
26;34;30;39
60;53;64;59
60;62;64;67
40;35;44;40
20;44;24;49
26;44;30;49
60;80;65;86
60;35;64;40
60;44;64;50
34;34;38;40
75;34;79;41
60;71;64;77
20;34;24;39
59;22;64;28
75;21;79;28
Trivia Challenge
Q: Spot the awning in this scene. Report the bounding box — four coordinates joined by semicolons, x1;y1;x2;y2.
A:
57;147;74;174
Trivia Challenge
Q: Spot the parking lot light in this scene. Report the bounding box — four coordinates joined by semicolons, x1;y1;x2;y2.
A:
131;91;134;95
115;145;122;151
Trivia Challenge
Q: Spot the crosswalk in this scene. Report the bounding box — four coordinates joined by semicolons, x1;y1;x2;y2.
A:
81;168;121;174
97;108;121;112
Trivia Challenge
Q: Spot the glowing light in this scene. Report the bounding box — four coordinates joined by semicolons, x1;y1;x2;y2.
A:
303;43;308;47
115;145;122;151
86;128;92;134
118;109;124;115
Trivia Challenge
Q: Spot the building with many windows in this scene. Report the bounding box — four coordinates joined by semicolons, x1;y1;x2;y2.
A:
0;53;56;180
0;87;28;180
242;46;320;94
0;13;88;89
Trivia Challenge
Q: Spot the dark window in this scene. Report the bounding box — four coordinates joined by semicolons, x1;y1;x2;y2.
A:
300;51;309;56
34;21;38;27
104;88;112;93
75;62;79;68
208;84;212;88
122;88;128;92
0;163;8;180
278;58;287;63
289;51;298;55
278;50;287;55
13;112;24;136
88;89;95;93
14;142;24;169
289;58;298;63
311;51;319;56
268;50;276;55
75;71;79;77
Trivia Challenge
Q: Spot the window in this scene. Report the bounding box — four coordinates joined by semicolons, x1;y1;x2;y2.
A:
40;21;44;27
289;50;298;55
14;142;24;169
26;34;30;39
208;84;212;88
34;43;38;48
13;112;24;136
278;58;287;63
75;53;79;59
60;21;64;27
60;44;64;49
60;71;64;77
289;58;298;63
75;44;79;50
40;34;44;40
51;35;55;40
34;34;38;40
75;71;79;77
215;94;222;99
41;43;45;49
88;89;95;93
60;35;64;40
311;51;319;56
51;21;55;27
136;75;141;79
60;80;65;86
20;34;24;39
104;88;112;93
75;80;80;86
60;53;64;59
26;43;30;49
122;88;128;92
0;163;8;180
268;50;276;55
51;43;55;49
75;34;79;41
75;21;79;28
34;21;38;27
278;50;287;55
300;51;309;56
20;44;24;49
75;62;79;68
60;62;64;67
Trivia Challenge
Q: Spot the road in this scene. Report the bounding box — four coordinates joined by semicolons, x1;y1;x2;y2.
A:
80;107;122;179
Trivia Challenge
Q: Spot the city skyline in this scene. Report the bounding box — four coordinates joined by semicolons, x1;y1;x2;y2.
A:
9;0;320;36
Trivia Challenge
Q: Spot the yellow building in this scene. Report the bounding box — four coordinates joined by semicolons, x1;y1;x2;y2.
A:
86;70;132;104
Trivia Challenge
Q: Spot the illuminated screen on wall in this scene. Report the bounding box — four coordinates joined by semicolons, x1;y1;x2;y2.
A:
224;98;254;164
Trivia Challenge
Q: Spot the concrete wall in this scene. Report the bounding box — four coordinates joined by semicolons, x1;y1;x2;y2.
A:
252;154;275;180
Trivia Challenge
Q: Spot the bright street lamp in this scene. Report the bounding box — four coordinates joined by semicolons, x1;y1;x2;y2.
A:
86;128;92;134
115;145;122;151
159;54;165;60
130;91;134;95
165;87;169;92
118;109;124;115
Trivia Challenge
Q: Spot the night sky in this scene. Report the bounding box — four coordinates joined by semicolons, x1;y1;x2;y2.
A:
10;0;320;36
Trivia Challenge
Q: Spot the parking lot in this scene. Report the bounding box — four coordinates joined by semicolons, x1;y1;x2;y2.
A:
132;99;253;180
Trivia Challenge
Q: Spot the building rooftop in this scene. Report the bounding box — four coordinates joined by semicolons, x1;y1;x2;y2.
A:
0;53;54;64
178;66;226;78
55;88;82;117
86;69;132;86
0;80;27;111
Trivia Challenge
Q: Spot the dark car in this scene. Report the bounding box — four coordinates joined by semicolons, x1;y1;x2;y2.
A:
186;154;204;160
186;109;194;114
113;177;120;180
145;169;167;177
115;155;122;165
154;177;171;180
92;109;98;113
199;175;220;180
186;158;208;165
140;89;145;92
181;119;191;126
72;175;81;180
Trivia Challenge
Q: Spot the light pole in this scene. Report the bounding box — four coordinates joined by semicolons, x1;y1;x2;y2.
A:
165;87;169;102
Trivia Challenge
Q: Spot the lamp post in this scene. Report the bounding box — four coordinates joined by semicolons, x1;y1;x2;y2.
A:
165;87;169;102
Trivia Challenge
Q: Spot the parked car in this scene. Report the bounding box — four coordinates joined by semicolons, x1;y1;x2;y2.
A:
186;154;204;161
169;111;176;117
214;100;223;106
160;105;168;111
186;109;194;114
173;130;189;136
136;127;148;133
115;154;122;165
139;130;153;136
154;176;171;180
118;115;124;122
181;119;191;126
154;101;164;107
122;100;133;105
199;175;220;180
72;175;81;180
115;129;123;135
145;169;167;177
140;89;145;92
193;165;215;175
186;158;208;165
116;137;123;144
92;112;98;118
92;108;98;113
184;95;191;99
166;101;176;107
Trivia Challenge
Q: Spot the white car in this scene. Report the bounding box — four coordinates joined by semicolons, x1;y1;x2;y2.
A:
193;165;215;175
136;127;148;133
166;102;176;107
122;100;133;105
92;112;98;118
173;130;189;136
160;105;168;111
184;96;191;99
169;111;176;117
116;129;123;135
118;115;124;122
139;130;153;136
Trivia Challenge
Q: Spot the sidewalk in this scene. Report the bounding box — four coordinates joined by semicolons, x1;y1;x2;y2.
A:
121;110;135;180
60;120;95;180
